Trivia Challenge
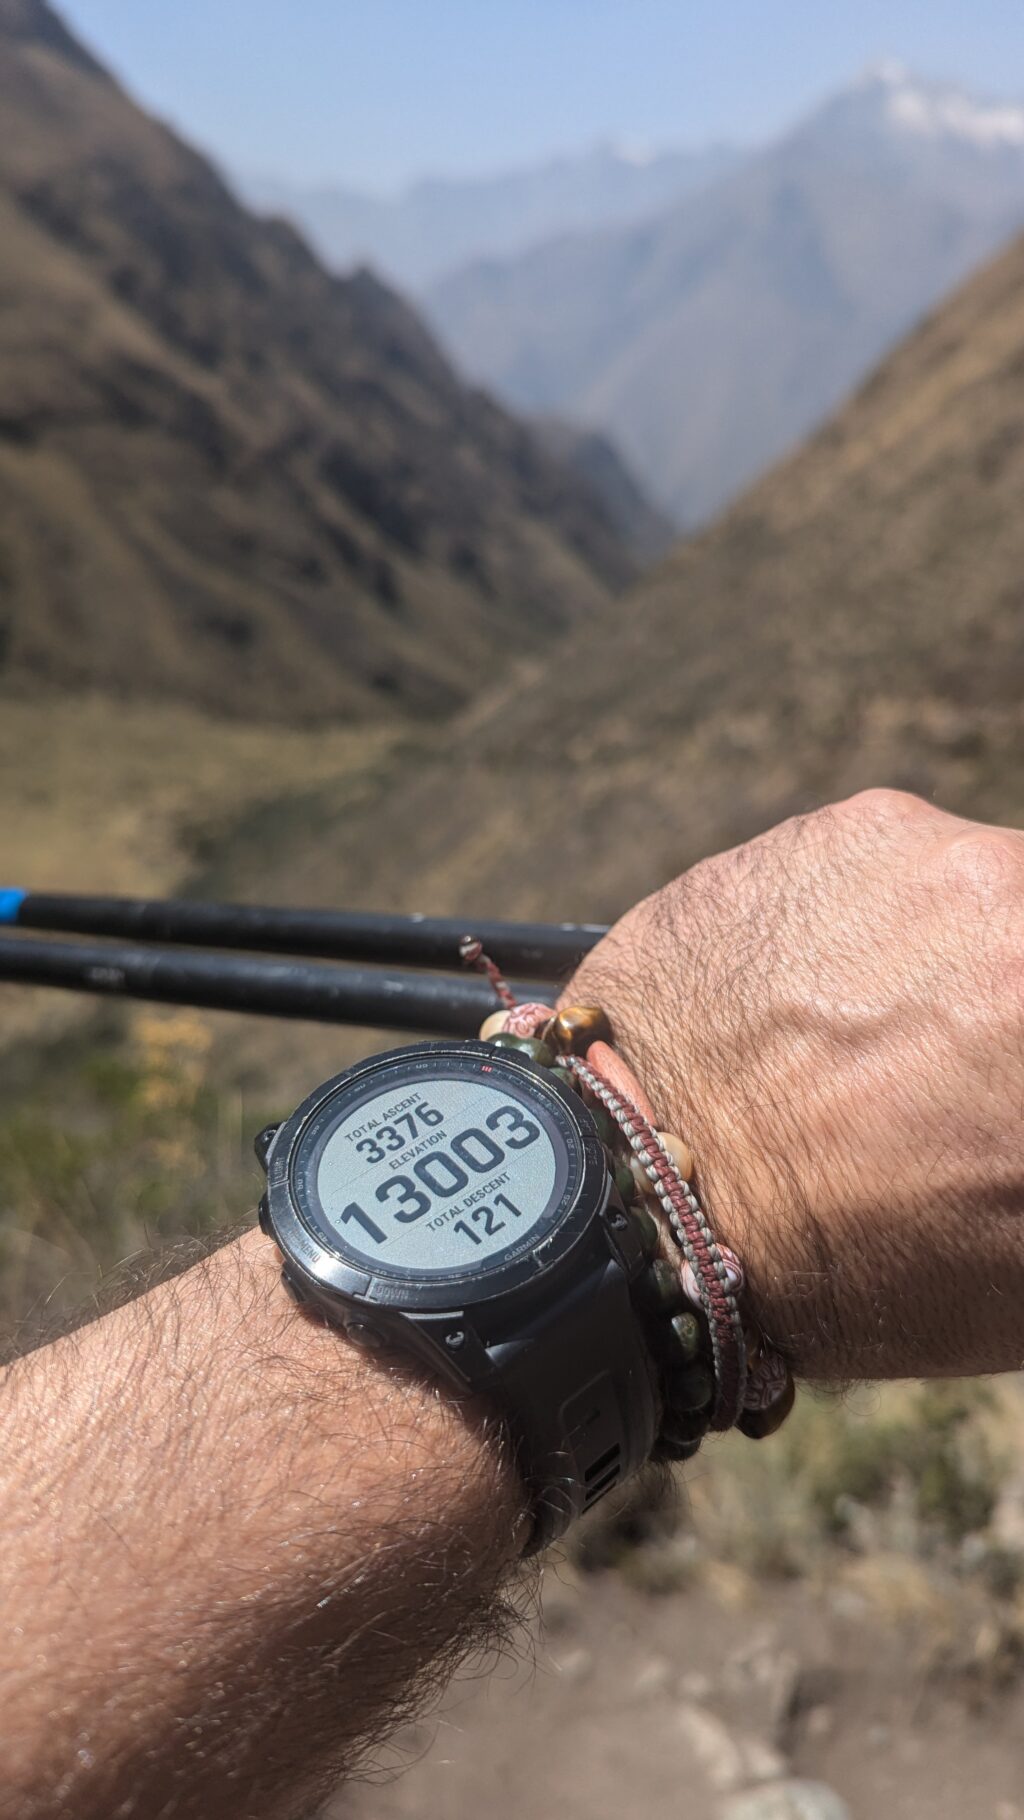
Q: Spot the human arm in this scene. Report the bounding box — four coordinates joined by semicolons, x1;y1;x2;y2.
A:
0;1228;524;1820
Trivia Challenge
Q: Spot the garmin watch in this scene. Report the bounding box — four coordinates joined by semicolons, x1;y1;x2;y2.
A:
256;1038;662;1552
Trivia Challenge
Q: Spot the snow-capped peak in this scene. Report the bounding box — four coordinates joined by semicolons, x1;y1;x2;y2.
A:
877;70;1024;149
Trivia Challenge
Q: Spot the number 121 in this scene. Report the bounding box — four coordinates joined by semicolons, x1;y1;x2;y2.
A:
453;1193;525;1245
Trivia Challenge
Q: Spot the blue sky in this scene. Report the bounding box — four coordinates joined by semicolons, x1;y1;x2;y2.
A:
59;0;1024;191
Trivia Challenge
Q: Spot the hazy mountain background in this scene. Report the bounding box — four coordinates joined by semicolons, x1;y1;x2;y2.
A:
239;140;744;292
0;0;658;724
422;66;1024;523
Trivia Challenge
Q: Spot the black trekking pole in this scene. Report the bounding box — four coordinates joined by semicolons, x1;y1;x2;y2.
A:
0;890;606;980
0;934;550;1038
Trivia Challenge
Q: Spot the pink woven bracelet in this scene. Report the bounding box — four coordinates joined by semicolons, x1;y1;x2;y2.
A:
462;941;795;1451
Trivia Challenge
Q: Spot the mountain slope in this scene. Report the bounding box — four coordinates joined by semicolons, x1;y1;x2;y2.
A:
425;67;1024;526
240;142;743;293
529;420;673;562
0;0;641;721
202;224;1024;926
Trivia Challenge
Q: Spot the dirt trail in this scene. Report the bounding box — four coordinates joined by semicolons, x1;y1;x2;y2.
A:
335;1568;1024;1820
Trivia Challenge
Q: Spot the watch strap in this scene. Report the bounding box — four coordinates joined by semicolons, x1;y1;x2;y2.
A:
485;1250;660;1553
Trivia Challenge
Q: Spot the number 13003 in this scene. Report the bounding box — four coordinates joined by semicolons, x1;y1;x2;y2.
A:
337;1102;541;1247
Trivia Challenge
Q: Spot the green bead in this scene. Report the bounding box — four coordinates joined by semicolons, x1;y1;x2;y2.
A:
655;1433;704;1464
661;1403;708;1445
656;1400;707;1461
488;1033;556;1067
551;1062;577;1095
666;1311;702;1365
637;1259;686;1316
631;1203;661;1258
588;1103;617;1145
614;1161;636;1205
668;1361;714;1412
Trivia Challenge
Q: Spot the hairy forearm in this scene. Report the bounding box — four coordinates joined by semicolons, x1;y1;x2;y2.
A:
0;1228;525;1820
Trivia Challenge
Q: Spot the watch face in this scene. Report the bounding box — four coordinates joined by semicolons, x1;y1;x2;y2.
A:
286;1047;589;1287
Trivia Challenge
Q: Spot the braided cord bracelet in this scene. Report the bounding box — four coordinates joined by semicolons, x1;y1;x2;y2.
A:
460;941;795;1459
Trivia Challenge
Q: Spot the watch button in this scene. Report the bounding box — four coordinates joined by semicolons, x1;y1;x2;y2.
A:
257;1193;271;1234
253;1123;280;1171
344;1320;385;1351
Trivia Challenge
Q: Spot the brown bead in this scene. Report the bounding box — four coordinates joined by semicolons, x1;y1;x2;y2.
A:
737;1371;796;1440
544;1004;613;1055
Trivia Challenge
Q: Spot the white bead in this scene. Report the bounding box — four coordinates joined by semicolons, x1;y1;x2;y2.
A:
479;1010;510;1041
630;1154;656;1196
657;1129;695;1181
679;1262;699;1308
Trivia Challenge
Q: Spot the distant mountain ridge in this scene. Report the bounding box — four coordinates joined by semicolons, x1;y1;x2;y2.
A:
424;66;1024;525
0;0;646;722
239;141;743;292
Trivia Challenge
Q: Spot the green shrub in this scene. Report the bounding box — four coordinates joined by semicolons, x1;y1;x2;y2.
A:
797;1384;999;1545
0;1009;279;1336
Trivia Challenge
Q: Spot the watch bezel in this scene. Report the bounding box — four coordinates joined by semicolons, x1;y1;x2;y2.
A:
264;1039;611;1314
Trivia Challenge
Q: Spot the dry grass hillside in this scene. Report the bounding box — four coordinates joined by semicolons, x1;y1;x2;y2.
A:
0;0;642;723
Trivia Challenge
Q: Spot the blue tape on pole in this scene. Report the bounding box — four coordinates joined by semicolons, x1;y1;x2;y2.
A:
0;889;27;924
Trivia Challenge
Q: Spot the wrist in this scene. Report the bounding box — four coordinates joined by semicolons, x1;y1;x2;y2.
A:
238;1224;528;1546
556;967;846;1382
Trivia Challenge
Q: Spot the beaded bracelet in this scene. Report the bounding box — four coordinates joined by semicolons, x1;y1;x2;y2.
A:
461;941;795;1462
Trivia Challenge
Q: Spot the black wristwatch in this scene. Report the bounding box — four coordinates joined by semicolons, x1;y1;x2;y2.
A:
256;1038;661;1552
